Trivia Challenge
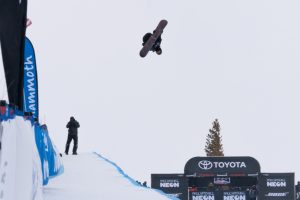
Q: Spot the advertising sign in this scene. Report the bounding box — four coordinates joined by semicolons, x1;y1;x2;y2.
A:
258;173;295;200
296;183;300;200
189;191;247;200
189;191;215;200
151;174;188;200
23;37;39;119
223;191;247;200
214;177;230;185
184;157;260;175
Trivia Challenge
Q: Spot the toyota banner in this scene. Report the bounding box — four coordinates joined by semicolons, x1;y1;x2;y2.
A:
151;174;188;200
258;173;295;200
184;157;261;176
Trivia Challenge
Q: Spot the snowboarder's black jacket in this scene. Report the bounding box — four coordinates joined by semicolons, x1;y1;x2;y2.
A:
66;117;80;135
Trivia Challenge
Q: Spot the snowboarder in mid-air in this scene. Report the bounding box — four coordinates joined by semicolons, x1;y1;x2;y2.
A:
65;116;80;155
142;31;162;55
140;19;168;58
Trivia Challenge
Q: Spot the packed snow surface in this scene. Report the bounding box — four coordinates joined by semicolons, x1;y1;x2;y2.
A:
43;153;174;200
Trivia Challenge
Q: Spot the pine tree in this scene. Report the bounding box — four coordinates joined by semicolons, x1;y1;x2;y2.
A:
204;119;224;156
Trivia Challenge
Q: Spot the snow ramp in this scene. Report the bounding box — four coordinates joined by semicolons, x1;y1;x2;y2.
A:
43;153;178;200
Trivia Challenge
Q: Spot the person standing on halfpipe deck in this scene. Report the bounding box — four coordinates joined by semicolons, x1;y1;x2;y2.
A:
65;116;80;155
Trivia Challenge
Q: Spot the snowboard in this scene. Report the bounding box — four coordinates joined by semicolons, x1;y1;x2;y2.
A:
139;19;168;58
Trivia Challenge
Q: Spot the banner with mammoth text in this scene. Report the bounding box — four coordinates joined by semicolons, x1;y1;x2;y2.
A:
23;37;39;119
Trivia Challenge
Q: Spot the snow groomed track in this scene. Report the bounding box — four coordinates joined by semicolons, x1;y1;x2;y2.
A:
43;153;178;200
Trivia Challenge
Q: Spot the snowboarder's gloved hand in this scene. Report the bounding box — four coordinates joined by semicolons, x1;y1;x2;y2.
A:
156;47;162;55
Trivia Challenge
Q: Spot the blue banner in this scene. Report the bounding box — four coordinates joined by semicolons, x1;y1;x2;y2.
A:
34;124;49;185
34;124;64;185
23;37;39;120
41;125;64;178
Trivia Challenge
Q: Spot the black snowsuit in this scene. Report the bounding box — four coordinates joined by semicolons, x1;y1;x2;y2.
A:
65;117;80;155
142;32;162;53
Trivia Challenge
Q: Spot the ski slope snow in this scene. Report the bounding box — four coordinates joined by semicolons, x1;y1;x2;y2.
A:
43;153;176;200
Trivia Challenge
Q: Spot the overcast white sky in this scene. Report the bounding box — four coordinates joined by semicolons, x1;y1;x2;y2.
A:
1;0;300;185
